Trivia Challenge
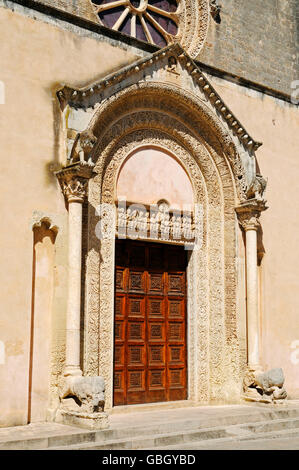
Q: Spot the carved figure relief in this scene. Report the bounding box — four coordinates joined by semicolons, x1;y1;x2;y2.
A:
246;174;268;201
116;201;196;244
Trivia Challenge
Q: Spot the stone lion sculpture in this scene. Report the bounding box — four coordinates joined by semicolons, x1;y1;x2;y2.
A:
60;376;105;414
243;368;287;403
71;130;97;164
246;174;268;201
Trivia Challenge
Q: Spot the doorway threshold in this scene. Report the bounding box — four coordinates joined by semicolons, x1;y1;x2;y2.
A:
110;400;197;415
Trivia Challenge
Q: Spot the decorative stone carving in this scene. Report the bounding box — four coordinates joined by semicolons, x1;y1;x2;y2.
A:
55;69;258;407
60;376;106;413
57;43;262;159
56;376;109;429
236;198;268;232
116;201;197;245
243;368;287;404
56;162;94;203
88;122;238;407
70;130;97;165
246;174;268;201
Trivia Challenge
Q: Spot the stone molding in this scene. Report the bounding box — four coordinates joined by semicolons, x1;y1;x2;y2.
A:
236;199;268;232
56;162;94;203
57;43;262;155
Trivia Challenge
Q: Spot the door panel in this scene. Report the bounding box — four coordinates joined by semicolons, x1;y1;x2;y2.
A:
113;240;187;405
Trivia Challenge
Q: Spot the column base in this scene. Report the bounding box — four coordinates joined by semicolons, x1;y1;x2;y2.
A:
63;366;83;377
55;409;109;430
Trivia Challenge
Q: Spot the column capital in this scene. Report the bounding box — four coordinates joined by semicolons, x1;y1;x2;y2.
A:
235;199;268;232
56;162;94;203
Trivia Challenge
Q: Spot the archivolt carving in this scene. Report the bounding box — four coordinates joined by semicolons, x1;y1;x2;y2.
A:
86;82;251;203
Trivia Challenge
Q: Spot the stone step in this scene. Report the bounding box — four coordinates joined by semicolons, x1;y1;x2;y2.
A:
49;425;231;450
240;416;299;434
1;405;299;450
49;417;299;450
154;427;299;450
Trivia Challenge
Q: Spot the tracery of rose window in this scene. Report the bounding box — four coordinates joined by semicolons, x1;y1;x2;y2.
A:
91;0;179;48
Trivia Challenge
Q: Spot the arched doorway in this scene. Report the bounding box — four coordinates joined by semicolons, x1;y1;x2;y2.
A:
55;47;268;425
113;146;194;405
83;83;241;410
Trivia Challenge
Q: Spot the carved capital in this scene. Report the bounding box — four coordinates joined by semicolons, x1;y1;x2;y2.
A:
236;199;268;232
56;162;94;203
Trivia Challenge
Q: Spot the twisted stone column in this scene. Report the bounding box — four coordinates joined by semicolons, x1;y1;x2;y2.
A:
56;163;93;377
236;199;267;371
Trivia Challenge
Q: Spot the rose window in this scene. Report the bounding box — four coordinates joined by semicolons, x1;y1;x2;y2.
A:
91;0;179;48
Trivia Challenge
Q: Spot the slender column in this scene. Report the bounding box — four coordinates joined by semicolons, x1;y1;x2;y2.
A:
236;199;267;371
65;196;83;376
56;164;93;377
244;223;259;368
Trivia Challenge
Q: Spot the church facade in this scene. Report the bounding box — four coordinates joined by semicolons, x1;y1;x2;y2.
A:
0;0;298;428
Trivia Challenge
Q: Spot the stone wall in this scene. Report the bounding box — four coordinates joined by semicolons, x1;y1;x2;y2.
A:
7;1;299;96
0;4;143;427
31;0;98;22
199;0;299;96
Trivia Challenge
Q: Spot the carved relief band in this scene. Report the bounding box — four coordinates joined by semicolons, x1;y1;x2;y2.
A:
116;200;197;246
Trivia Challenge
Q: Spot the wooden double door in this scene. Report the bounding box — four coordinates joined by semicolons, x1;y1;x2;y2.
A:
113;239;188;406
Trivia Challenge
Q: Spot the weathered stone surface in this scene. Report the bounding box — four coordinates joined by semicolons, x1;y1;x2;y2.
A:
243;368;287;403
60;376;106;414
31;0;99;22
256;368;285;390
199;0;299;96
